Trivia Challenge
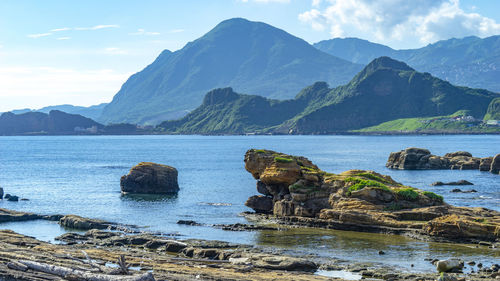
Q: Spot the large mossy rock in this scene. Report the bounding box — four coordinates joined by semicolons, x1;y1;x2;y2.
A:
244;148;500;242
120;162;179;194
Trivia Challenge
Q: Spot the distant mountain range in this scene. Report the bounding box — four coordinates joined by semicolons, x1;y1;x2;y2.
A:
157;57;500;134
314;36;500;93
0;110;144;135
98;18;363;125
6;103;107;121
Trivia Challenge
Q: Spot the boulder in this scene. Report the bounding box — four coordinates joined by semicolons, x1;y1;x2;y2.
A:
444;151;472;158
386;147;432;169
247;254;318;271
59;215;110;230
120;162;179;194
479;157;493;171
436;258;464;273
432;180;473;186
0;187;3;199
7;195;19;202
245;195;273;213
491;154;500;174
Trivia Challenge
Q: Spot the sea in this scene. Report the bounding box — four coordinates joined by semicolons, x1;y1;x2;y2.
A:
0;135;499;272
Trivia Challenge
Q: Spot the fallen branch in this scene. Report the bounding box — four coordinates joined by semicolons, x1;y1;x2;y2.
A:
17;260;155;281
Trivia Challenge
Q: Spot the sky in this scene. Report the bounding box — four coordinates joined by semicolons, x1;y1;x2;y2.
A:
1;0;499;112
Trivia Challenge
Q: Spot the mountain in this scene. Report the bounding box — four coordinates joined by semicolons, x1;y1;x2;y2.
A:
484;98;500;120
158;57;500;134
314;36;500;93
4;103;108;121
158;87;306;134
313;38;396;64
37;103;108;120
0;110;103;135
99;18;363;125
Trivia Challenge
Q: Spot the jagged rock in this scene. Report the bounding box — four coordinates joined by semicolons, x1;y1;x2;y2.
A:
256;181;271;196
120;162;179;194
432;180;473;186
59;215;111;230
245;195;273;213
387;148;496;173
491;154;500;174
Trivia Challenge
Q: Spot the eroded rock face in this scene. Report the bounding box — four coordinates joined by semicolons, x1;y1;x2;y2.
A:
244;149;500;242
491;154;500;174
120;162;179;194
387;148;497;174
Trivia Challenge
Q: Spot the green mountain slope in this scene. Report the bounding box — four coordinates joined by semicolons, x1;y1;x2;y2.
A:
356;110;500;133
158;88;306;134
314;36;500;93
484;98;500;120
157;57;499;134
0;110;103;135
100;18;362;125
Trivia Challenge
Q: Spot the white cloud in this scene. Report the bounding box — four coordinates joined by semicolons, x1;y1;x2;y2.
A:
0;66;131;110
51;27;71;32
27;33;53;38
75;24;120;31
56;37;71;40
129;28;161;36
299;0;500;47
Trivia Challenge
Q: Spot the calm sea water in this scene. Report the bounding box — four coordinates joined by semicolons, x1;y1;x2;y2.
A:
0;135;499;271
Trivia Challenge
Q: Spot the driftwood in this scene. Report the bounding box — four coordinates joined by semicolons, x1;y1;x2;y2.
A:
17;260;155;281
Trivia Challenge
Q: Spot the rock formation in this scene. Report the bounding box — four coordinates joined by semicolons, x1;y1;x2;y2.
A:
386;148;499;175
0;187;3;199
120;162;179;194
244;149;500;242
491;154;500;174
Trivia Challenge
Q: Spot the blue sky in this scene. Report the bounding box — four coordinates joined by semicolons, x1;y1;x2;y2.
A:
1;0;499;111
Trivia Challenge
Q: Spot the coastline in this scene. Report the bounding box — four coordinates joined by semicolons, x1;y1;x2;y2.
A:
1;208;498;280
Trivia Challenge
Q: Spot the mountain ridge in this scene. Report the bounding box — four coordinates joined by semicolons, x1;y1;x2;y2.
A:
158;57;500;134
99;18;363;125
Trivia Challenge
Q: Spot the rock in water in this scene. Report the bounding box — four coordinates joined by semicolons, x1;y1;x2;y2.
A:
436;259;464;273
0;187;3;199
432;180;473;186
120;162;179;194
245;195;273;213
491;154;500;175
7;195;19;202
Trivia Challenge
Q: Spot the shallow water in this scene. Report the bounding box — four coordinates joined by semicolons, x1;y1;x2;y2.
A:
0;135;499;271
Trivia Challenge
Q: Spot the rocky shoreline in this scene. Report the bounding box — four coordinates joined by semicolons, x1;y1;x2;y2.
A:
0;208;499;280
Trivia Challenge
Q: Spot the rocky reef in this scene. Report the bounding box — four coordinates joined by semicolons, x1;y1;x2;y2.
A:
120;162;179;194
386;147;499;175
244;149;500;243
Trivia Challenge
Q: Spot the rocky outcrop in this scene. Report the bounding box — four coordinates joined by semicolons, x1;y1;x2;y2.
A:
120;162;179;194
491;154;500;174
244;149;500;242
432;180;473;186
386;148;498;175
59;215;111;230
